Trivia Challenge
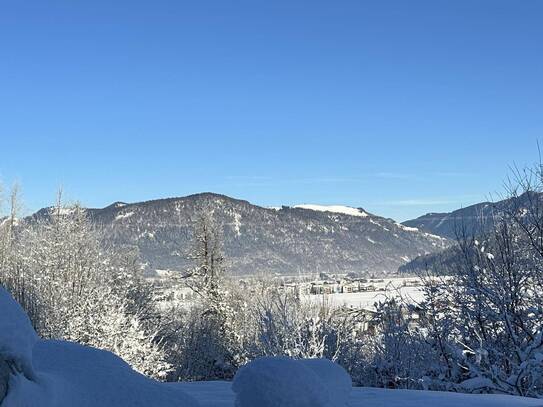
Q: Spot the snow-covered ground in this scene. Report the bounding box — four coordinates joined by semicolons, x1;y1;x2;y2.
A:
0;288;38;380
305;286;424;310
305;277;426;311
3;286;543;407
3;340;201;407
177;381;543;407
0;287;199;407
154;276;429;313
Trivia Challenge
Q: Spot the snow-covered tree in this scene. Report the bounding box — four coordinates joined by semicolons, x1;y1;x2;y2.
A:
416;161;543;396
183;211;227;312
172;211;241;380
0;193;172;380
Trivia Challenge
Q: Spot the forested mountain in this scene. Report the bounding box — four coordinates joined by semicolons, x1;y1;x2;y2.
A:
400;191;543;274
402;191;542;240
34;193;449;276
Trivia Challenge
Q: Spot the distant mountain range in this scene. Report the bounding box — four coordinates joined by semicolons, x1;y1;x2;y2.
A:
34;193;449;277
399;191;542;274
401;191;541;240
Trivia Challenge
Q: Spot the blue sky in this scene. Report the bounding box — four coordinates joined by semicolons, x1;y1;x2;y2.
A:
1;1;542;221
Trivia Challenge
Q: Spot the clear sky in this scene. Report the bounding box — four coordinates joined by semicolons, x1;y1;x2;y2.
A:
1;1;542;221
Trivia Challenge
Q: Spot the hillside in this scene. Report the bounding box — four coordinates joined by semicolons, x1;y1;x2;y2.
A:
400;191;543;274
34;193;449;276
402;191;541;240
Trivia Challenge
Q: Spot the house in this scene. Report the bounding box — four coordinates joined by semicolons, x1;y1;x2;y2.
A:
310;280;341;295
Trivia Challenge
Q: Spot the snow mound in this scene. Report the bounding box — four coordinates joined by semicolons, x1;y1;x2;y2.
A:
232;357;351;407
299;358;352;406
294;204;368;217
0;287;38;379
0;287;199;407
3;340;201;407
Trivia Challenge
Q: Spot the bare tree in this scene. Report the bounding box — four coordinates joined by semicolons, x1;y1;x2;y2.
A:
183;211;227;315
417;158;543;396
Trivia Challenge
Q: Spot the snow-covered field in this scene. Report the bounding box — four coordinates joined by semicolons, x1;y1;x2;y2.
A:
305;277;426;310
177;381;543;407
153;274;428;313
305;286;424;310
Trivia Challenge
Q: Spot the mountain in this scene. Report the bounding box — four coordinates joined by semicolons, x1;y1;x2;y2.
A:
34;193;450;277
399;191;543;275
402;191;542;240
397;246;461;275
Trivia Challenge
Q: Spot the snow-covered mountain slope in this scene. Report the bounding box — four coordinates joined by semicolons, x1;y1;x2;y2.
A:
33;193;449;276
293;204;369;217
400;191;543;275
402;191;542;240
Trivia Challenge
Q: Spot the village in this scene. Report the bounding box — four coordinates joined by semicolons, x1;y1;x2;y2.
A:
152;270;426;332
279;274;423;297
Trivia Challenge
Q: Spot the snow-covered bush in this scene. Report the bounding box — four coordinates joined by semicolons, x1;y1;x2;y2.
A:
352;298;437;389
246;284;358;362
0;198;172;380
412;163;543;397
422;224;543;396
169;304;238;381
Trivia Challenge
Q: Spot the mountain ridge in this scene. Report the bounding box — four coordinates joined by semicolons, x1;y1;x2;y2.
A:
399;191;543;274
402;191;542;240
33;192;450;277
